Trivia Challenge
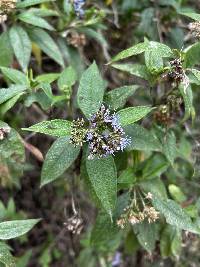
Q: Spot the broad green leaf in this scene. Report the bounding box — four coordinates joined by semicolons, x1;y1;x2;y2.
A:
179;84;195;121
112;64;150;80
162;131;177;165
104;85;139;110
18;12;55;31
0;85;27;105
118;167;136;188
0;219;40;240
185;42;200;67
57;66;77;92
86;156;117;216
41;137;80;186
180;12;200;21
188;68;200;82
147;41;173;57
9;26;31;72
0;67;28;85
77;62;105;118
28;28;64;67
22;119;72;137
140;178;168;199
90;212;121;251
133;221;158;252
16;0;52;8
109;41;148;63
117;106;154;126
168;184;186;203
16;250;32;267
35;73;60;84
152;195;199;233
124;124;161;151
0;32;13;67
0;242;15;267
160;225;182;257
27;8;58;17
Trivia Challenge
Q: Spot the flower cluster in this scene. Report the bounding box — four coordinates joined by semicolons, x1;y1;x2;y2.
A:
189;21;200;38
0;0;16;23
70;105;130;159
117;192;159;229
0;127;10;140
73;0;85;18
70;118;87;147
68;32;87;48
64;214;83;235
86;105;131;159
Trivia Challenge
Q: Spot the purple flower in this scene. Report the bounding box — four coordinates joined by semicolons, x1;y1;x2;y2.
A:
73;0;85;18
112;252;121;267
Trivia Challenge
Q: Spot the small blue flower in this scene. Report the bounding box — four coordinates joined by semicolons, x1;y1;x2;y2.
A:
73;0;85;18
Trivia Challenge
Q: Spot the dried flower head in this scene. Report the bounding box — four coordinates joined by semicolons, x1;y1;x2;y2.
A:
87;105;131;159
73;0;85;18
68;32;87;48
64;214;83;235
0;127;10;140
70;118;87;147
0;0;16;23
143;206;159;223
188;21;200;38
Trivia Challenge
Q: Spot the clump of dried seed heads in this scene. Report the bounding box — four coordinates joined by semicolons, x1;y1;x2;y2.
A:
0;0;16;23
117;192;159;229
0;127;10;140
188;21;200;39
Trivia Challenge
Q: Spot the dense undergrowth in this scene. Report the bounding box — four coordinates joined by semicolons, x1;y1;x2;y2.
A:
0;0;200;266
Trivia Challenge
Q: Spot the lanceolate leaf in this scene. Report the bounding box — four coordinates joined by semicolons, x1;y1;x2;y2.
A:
162;131;177;165
16;0;52;8
152;195;200;233
104;85;139;110
124;124;161;151
117;106;154;126
0;67;29;85
41;137;80;186
22;119;72;137
0;219;40;240
9;26;31;72
0;85;27;105
86;156;117;216
0;242;15;267
77;62;105;118
109;41;148;63
28;28;64;67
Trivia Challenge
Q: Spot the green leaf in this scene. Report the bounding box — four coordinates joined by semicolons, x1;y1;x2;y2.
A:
179;84;195;121
22;119;72;137
41;137;80;186
16;0;52;8
28;28;64;67
0;242;15;267
90;212;120;251
86;156;117;216
162;131;177;165
57;66;77;92
112;63;150;80
168;184;186;203
9;26;31;72
0;67;29;85
160;225;182;258
35;73;60;84
77;62;105;118
140;178;168;199
185;42;200;67
124;124;161;151
0;32;13;67
0;93;25;115
0;219;40;240
117;106;154;126
104;85;139;110
109;41;148;63
133;221;158;252
18;12;55;31
152;195;199;233
0;85;27;105
180;12;200;21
